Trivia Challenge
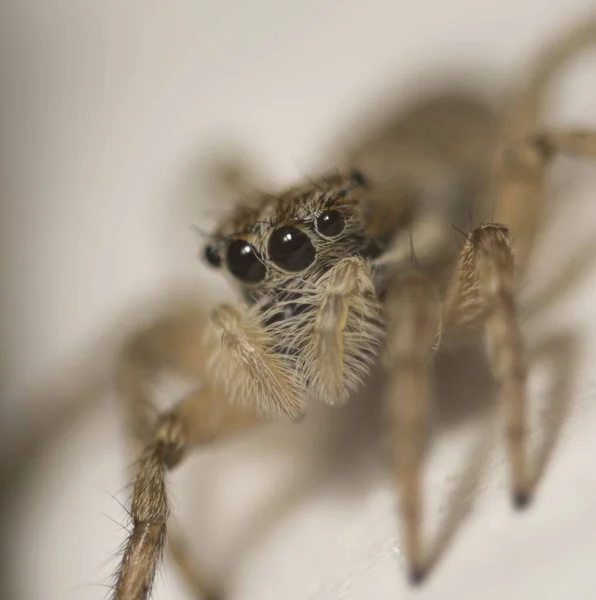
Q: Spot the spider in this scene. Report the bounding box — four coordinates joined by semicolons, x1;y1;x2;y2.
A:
111;19;596;600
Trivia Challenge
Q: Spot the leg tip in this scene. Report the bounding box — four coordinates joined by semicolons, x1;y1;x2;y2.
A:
408;567;426;586
513;490;532;510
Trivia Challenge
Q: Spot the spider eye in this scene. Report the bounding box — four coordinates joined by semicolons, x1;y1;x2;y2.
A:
204;244;222;268
226;240;266;283
348;169;367;187
268;226;316;271
315;210;345;238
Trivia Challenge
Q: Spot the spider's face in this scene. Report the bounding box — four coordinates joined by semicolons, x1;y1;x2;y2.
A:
203;171;376;308
203;169;386;414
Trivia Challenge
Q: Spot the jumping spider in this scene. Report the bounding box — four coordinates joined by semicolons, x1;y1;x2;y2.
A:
112;19;596;600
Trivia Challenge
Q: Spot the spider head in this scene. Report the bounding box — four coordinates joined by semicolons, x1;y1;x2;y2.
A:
203;170;377;307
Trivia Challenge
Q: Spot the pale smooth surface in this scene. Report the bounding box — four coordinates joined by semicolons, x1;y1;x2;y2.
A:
2;2;596;600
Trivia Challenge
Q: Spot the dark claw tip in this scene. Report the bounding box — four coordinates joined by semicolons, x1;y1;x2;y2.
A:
513;491;532;510
409;568;426;586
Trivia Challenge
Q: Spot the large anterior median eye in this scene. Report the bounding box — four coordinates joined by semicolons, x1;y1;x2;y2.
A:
226;239;266;283
268;226;316;271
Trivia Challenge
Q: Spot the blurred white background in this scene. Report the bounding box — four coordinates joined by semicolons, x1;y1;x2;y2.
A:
2;1;596;600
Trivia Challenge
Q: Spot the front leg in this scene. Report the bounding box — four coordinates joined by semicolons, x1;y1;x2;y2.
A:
114;386;260;600
444;223;531;505
384;223;531;583
116;299;262;599
383;271;442;583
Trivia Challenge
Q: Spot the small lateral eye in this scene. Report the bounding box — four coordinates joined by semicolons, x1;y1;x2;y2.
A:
226;239;266;283
315;210;345;238
204;244;222;268
268;226;316;271
348;169;367;187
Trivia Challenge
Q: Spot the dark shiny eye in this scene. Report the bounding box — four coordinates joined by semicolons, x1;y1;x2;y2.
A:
268;226;316;271
316;210;345;237
226;239;266;283
204;244;221;268
348;169;367;187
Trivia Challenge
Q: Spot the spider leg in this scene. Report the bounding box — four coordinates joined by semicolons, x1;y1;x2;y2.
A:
383;271;442;583
487;16;596;271
116;300;261;599
496;17;596;153
386;223;534;582
113;386;260;600
493;129;596;272
473;18;596;510
443;224;530;507
472;129;596;508
117;299;215;445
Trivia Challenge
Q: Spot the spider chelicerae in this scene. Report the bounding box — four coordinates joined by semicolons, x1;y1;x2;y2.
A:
112;18;596;600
